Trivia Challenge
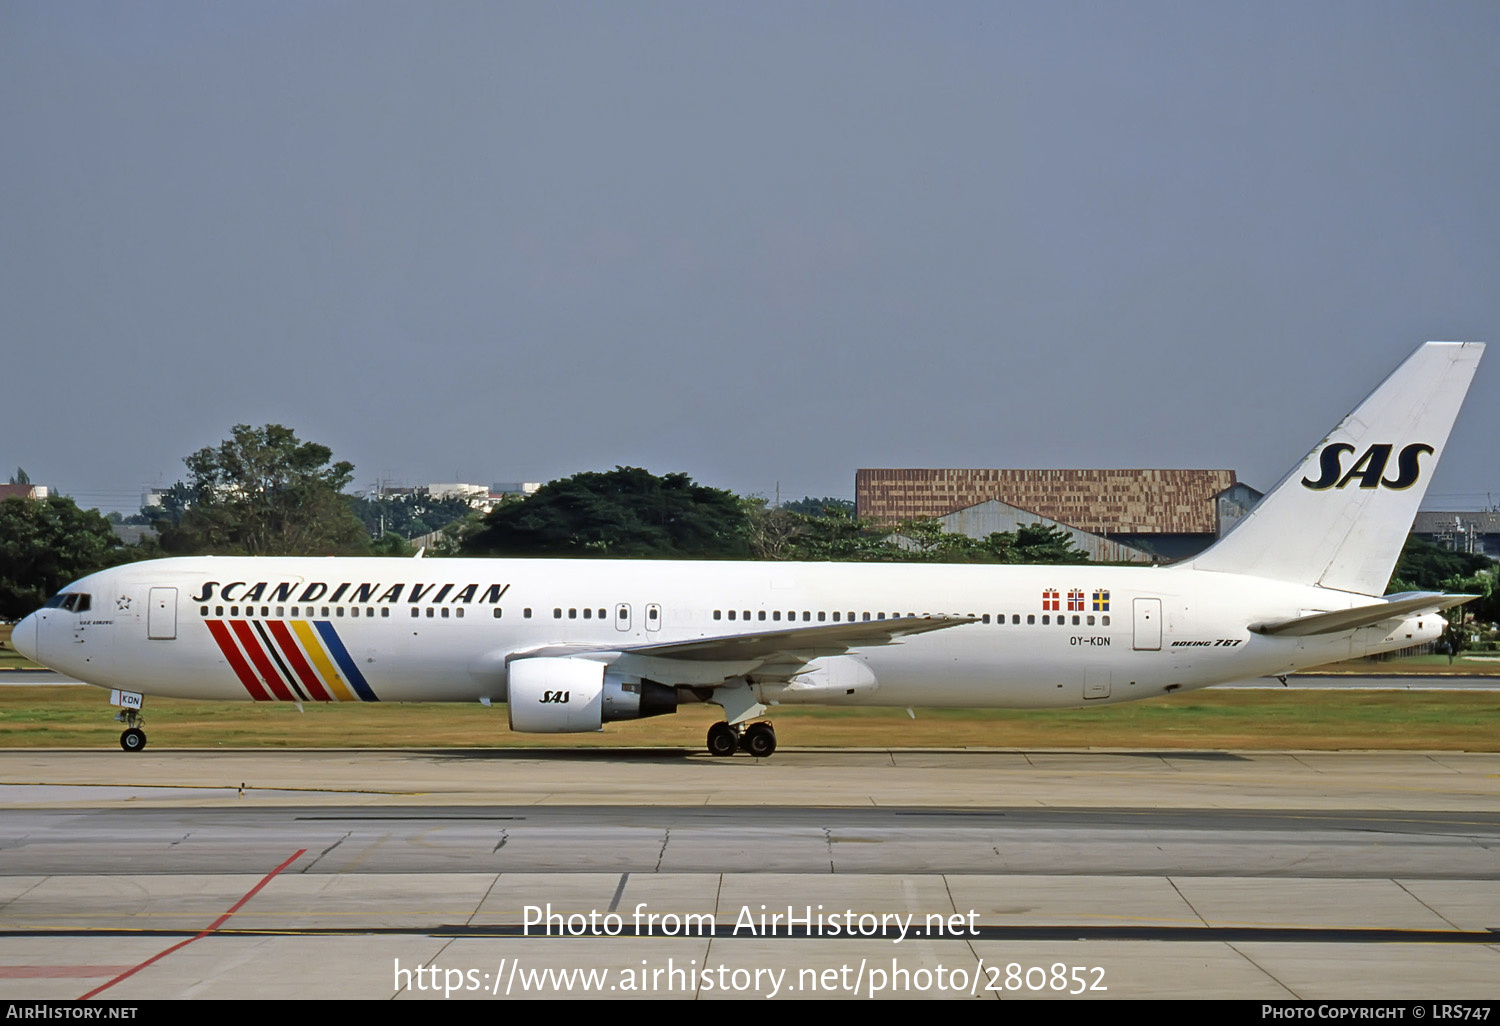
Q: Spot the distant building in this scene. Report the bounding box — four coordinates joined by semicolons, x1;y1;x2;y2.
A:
1411;511;1500;561
856;468;1251;560
0;483;48;501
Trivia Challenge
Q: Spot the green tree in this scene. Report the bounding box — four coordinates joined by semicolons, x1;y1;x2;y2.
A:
349;490;481;541
464;467;748;557
780;496;856;518
0;497;124;619
157;424;369;556
1388;536;1494;593
1008;523;1092;564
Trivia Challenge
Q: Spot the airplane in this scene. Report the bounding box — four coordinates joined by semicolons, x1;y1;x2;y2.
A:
9;341;1485;757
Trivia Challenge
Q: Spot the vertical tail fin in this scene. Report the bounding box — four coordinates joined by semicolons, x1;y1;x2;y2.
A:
1191;341;1484;595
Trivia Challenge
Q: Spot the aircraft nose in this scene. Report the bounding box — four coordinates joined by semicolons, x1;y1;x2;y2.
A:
10;613;38;662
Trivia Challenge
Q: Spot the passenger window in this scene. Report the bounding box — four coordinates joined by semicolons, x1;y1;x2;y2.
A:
758;611;766;621
773;611;781;621
524;608;532;618
276;607;285;617
1072;615;1080;625
1042;615;1049;625
493;608;503;619
456;608;464;618
832;611;840;622
803;612;810;621
648;608;658;620
728;610;736;621
818;612;826;622
1102;615;1111;626
742;611;750;621
583;608;592;619
336;607;344;617
982;614;990;624
351;607;359;618
877;612;885;620
231;606;239;616
442;608;450;618
714;610;722;620
321;607;330;617
1027;614;1035;625
426;608;434;618
381;608;390;618
1087;615;1095;626
411;608;420;618
568;608;577;619
598;608;606;619
261;606;269;617
554;609;562;619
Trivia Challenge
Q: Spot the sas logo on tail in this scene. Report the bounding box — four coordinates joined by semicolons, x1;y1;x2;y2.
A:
1301;442;1433;491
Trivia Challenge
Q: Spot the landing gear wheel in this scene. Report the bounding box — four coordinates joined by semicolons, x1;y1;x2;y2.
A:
706;722;738;757
120;728;147;752
743;722;776;759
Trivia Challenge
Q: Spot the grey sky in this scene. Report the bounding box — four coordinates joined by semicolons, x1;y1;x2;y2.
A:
3;1;1497;514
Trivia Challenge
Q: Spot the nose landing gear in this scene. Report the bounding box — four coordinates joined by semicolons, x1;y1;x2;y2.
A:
115;708;147;752
705;720;776;758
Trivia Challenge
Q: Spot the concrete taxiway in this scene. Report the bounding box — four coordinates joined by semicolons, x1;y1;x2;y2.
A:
1;748;1497;1000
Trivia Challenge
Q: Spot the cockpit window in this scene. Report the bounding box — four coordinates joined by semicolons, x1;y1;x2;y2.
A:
43;593;90;612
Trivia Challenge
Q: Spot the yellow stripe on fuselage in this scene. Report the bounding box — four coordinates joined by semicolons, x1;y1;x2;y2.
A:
291;619;357;702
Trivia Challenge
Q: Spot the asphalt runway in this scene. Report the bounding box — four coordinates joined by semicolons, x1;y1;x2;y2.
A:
1;748;1497;1000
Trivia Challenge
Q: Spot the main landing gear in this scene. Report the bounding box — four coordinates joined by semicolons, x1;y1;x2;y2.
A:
705;720;776;758
116;708;147;752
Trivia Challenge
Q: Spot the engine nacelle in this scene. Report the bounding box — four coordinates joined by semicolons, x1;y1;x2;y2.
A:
508;657;605;733
507;657;679;733
601;671;679;723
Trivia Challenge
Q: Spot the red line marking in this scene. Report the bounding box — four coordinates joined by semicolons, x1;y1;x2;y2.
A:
78;848;305;1000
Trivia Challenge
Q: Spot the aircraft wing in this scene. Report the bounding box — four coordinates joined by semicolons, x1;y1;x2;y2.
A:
1248;592;1474;637
618;615;978;662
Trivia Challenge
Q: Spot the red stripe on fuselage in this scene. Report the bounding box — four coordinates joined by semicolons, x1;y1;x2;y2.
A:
228;620;296;702
265;620;333;702
205;620;271;701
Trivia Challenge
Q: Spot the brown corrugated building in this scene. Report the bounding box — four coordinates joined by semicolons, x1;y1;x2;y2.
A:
856;468;1245;559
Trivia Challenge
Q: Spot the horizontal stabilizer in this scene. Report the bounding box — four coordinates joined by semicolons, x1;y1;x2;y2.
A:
1249;592;1474;637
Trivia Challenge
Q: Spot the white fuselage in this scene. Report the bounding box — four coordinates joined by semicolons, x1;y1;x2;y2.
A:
18;556;1440;712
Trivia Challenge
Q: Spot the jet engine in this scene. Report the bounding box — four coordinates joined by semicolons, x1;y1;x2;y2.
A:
507;656;678;733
